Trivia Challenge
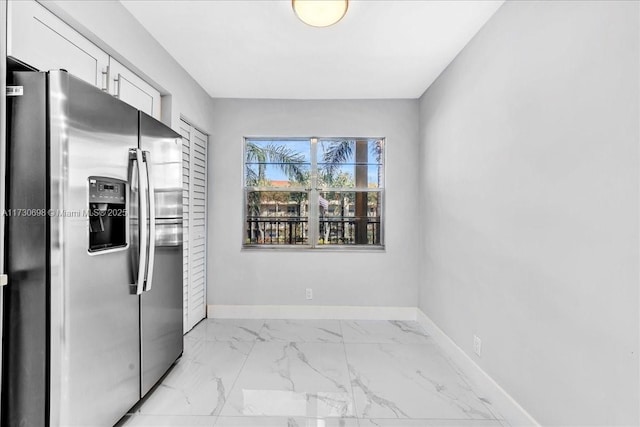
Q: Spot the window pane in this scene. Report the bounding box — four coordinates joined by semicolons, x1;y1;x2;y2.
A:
317;138;383;190
246;139;311;163
245;164;311;187
318;139;355;163
245;191;309;245
317;191;381;246
245;139;311;187
317;163;382;189
317;139;383;165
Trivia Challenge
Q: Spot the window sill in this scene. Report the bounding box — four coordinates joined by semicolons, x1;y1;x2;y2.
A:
241;245;386;253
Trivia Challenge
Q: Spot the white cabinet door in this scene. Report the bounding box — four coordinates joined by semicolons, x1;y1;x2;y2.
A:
109;58;161;120
180;120;208;333
7;0;109;88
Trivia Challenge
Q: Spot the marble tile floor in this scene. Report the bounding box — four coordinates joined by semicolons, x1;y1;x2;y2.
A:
122;319;510;427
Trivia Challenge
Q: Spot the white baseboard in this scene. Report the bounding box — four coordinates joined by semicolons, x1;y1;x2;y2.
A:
207;304;417;321
415;309;539;427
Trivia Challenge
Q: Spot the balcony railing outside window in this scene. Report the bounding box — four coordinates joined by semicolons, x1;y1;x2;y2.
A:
246;216;308;245
318;217;381;245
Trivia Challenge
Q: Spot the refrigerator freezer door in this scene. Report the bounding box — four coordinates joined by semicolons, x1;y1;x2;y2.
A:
48;71;141;426
2;71;49;427
0;1;7;422
139;112;184;397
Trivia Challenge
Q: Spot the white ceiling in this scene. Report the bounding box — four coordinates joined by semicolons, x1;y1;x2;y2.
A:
121;0;504;100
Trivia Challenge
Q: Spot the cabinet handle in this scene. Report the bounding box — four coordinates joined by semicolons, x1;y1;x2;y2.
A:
113;75;121;99
101;67;109;92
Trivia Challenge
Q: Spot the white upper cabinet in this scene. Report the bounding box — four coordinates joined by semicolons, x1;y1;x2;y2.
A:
7;0;109;88
109;58;161;120
7;0;162;120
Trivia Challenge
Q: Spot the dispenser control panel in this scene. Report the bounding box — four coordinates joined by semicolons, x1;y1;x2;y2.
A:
89;178;125;204
88;176;127;253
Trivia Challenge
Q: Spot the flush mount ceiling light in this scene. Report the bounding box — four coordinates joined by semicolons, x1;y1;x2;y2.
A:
292;0;348;28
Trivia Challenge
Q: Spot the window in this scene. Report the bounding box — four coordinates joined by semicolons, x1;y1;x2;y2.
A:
244;137;384;249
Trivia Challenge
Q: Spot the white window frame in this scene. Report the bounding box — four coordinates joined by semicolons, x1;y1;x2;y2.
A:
242;136;385;250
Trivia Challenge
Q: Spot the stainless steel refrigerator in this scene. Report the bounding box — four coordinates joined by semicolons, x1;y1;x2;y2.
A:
2;70;183;426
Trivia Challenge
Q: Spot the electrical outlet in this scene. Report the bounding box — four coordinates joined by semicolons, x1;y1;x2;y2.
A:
305;288;313;300
473;335;482;357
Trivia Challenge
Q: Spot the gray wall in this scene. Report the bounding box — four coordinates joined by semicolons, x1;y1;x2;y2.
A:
209;98;420;307
418;1;639;425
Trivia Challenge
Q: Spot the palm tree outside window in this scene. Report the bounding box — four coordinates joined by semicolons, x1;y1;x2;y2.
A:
243;137;384;248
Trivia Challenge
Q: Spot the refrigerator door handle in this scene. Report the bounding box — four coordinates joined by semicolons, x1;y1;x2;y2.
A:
143;151;155;292
130;148;147;295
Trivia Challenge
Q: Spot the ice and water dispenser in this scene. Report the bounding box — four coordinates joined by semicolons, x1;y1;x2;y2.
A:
88;177;127;252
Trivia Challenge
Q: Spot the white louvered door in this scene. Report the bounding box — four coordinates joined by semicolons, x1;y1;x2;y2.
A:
180;123;190;333
189;128;208;329
180;120;208;333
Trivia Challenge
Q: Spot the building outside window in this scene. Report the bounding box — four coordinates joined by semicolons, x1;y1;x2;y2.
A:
244;137;385;248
